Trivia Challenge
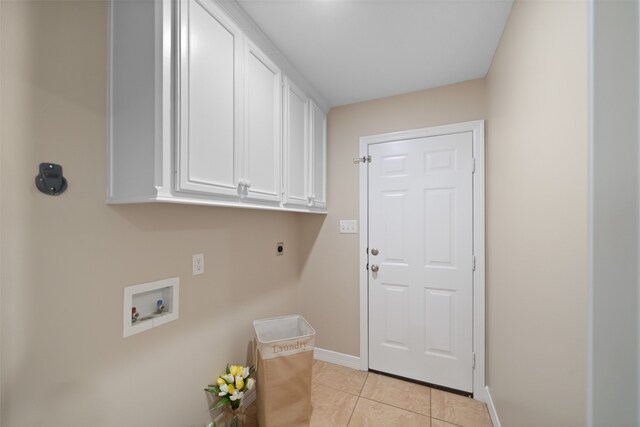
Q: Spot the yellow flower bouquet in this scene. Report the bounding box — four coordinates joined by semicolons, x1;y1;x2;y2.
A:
205;364;256;411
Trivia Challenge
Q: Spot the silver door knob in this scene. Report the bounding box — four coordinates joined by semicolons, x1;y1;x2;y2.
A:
371;248;379;256
371;264;379;272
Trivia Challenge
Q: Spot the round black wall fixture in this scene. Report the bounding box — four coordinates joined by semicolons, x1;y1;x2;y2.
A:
35;163;67;196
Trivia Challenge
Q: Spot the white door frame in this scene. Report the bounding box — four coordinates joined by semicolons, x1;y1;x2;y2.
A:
358;120;486;401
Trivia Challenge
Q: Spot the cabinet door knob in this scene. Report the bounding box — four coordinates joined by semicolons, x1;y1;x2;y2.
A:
237;180;248;198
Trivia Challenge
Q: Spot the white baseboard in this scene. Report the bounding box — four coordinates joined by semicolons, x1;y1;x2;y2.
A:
313;347;362;370
485;386;502;427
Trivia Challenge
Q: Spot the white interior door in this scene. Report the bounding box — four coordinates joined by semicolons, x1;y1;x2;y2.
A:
368;131;474;392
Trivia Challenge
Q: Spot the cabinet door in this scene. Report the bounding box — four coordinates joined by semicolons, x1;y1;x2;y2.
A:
177;0;242;198
309;101;327;209
242;41;282;202
282;78;309;207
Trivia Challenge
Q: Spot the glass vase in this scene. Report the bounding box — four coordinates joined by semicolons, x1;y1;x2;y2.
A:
221;405;245;427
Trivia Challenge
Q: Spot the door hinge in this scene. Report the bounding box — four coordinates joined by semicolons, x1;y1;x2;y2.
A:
472;352;476;370
472;158;476;173
353;155;371;164
472;255;476;271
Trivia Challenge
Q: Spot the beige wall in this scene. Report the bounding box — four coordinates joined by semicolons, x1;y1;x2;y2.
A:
299;80;486;355
485;1;587;426
0;2;302;426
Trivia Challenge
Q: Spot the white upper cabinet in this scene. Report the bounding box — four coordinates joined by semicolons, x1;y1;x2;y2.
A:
108;0;326;213
242;41;282;203
309;100;327;209
282;78;310;208
177;0;242;198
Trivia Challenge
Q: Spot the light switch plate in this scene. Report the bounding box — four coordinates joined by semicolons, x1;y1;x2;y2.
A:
339;220;358;234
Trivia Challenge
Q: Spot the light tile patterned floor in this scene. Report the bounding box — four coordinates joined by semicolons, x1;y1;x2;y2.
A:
244;360;493;426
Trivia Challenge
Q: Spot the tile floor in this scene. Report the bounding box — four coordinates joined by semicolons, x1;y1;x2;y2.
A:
243;360;493;427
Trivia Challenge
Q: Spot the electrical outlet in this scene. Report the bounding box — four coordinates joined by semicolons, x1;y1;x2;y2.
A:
192;253;204;276
339;220;358;234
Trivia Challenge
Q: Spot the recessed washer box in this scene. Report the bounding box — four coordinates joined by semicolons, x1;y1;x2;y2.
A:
123;277;179;337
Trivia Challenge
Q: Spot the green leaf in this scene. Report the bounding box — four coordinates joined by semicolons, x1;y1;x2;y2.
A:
226;364;230;375
211;396;231;411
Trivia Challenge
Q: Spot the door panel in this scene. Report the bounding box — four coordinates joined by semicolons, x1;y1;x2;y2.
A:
382;284;410;349
424;188;456;266
310;101;326;208
244;42;281;202
178;0;241;197
368;132;474;392
288;92;306;198
424;288;455;355
283;79;309;207
383;192;408;261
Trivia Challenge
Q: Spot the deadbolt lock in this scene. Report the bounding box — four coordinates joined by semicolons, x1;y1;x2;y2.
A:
371;248;379;256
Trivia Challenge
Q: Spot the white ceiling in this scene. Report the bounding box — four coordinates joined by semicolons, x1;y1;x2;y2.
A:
237;0;513;107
